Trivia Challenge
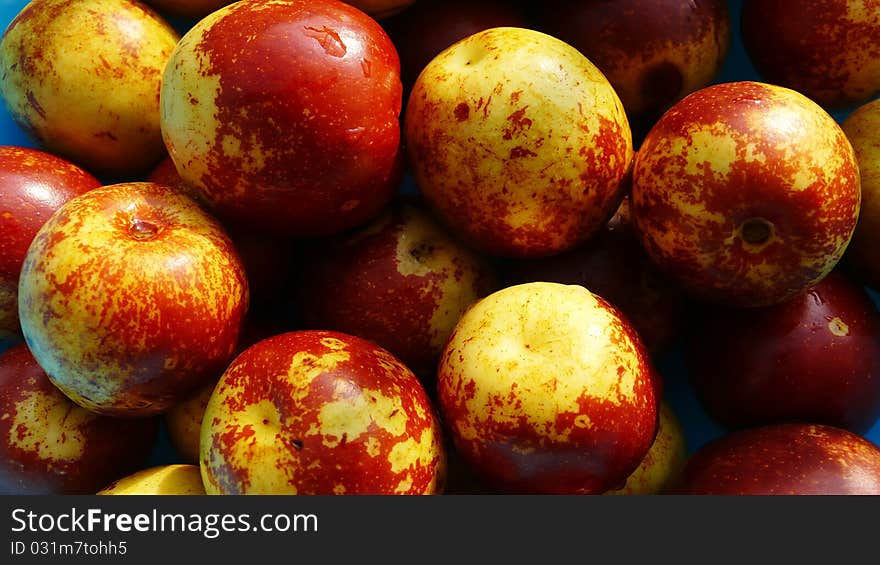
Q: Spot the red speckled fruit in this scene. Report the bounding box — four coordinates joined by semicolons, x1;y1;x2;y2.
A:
674;423;880;495
632;81;860;307
605;401;687;495
741;0;880;110
685;269;880;434
501;196;685;354
18;182;249;417
0;344;158;494
298;198;497;380
200;330;446;494
382;0;528;94
147;157;294;310
405;26;633;258
0;146;100;340
0;0;180;178
437;282;660;494
160;0;404;237
535;0;730;139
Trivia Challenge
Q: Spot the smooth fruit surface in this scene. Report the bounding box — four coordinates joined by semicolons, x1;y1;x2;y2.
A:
0;146;100;339
160;0;403;237
437;282;659;494
741;0;880;109
201;330;446;494
405;26;633;258
0;344;158;494
18;182;248;417
675;423;880;495
632;81;860;307
0;0;179;177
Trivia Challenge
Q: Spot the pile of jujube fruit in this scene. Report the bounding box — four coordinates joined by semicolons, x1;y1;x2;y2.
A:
0;0;879;496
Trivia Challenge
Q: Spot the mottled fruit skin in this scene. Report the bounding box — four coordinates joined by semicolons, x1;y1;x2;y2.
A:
437;282;660;494
632;81;860;307
674;423;880;495
405;27;633;258
0;344;158;494
298;198;497;380
605;401;686;495
842;99;880;289
501;196;684;354
382;0;528;93
161;0;403;237
685;270;880;434
165;314;287;464
201;330;446;494
98;464;205;495
0;146;100;340
535;0;730;139
0;0;180;177
148;156;295;311
741;0;880;110
18;182;249;417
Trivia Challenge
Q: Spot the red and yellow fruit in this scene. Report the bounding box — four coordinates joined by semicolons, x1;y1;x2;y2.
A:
160;0;403;237
405;26;633;258
298;198;496;379
741;0;880;109
605;401;687;495
674;423;880;495
437;282;660;494
0;0;180;177
18;182;248;417
632;81;860;307
200;330;446;494
0;344;158;494
0;146;100;339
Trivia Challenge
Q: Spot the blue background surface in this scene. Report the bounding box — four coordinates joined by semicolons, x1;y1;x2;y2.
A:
0;0;877;470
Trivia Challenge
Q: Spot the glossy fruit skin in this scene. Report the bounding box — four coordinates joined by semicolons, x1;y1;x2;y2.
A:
164;314;288;464
147;157;294;311
160;0;403;237
18;182;249;417
405;26;633;258
0;344;158;494
632;81;860;307
685;270;880;434
535;0;730;137
501;196;684;354
98;464;205;495
0;146;100;339
674;423;880;495
741;0;880;110
200;330;446;494
842;99;880;288
298;198;497;380
382;0;528;93
437;282;660;494
0;0;179;178
605;401;687;495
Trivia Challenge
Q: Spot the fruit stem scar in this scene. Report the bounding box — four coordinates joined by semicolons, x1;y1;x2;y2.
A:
740;218;773;246
129;218;160;240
